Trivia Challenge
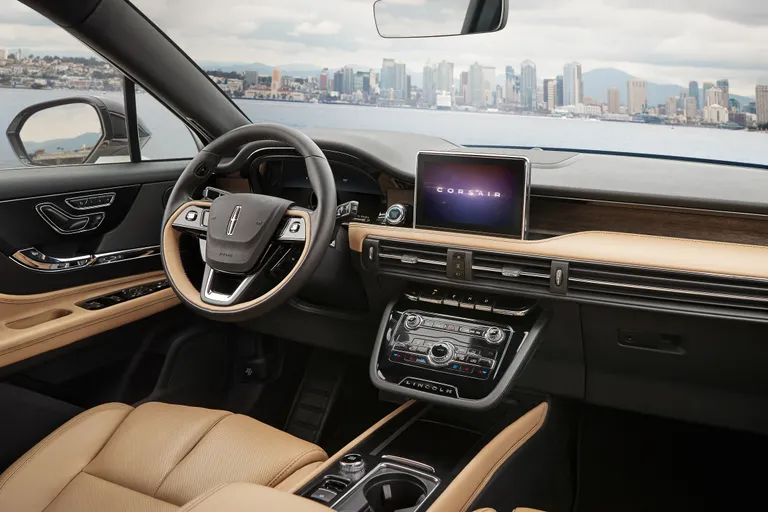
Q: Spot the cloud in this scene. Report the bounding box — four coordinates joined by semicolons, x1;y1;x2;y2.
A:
290;20;343;36
1;0;766;96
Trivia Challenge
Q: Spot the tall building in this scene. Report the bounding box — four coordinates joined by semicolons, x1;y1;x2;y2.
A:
563;62;583;106
0;49;7;60
460;71;469;105
716;79;730;110
333;70;344;93
684;96;698;120
423;64;435;105
556;75;564;107
244;70;259;88
394;62;407;100
520;60;537;111
626;78;647;114
380;58;395;95
271;69;281;92
666;96;678;117
706;86;724;107
482;66;496;106
703;104;728;124
545;79;556;111
702;82;714;105
543;79;553;105
757;85;768;125
607;88;621;113
469;62;485;107
353;70;366;93
688;81;699;109
319;69;328;90
342;66;354;94
369;70;377;91
436;61;454;95
504;66;519;106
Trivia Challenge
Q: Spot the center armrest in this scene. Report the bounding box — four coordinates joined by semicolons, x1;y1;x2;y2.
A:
179;483;330;512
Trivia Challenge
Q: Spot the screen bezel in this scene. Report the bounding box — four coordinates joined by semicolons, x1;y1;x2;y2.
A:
414;151;531;239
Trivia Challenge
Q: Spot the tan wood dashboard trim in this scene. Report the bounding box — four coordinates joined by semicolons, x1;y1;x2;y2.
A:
0;271;179;368
348;223;768;280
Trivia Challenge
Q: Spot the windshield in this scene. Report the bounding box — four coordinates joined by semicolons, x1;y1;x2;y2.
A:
4;0;768;166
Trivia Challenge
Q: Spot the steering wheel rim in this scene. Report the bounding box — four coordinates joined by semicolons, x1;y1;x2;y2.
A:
160;123;337;322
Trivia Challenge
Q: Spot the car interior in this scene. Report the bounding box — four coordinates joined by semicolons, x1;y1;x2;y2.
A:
1;0;768;511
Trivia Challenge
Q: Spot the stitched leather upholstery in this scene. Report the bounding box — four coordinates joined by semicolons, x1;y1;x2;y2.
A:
0;402;327;511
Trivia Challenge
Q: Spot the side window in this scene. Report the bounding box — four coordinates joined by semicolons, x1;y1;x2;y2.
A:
0;1;197;170
135;90;199;160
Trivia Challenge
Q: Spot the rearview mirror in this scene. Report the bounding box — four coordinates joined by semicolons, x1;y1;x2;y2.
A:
6;96;152;166
373;0;507;38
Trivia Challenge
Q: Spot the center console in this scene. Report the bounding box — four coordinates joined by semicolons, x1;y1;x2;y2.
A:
369;287;549;410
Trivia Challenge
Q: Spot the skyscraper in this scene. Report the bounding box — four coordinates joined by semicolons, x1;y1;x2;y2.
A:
545;80;556;111
504;66;519;106
369;70;377;91
460;71;469;105
666;96;678;117
756;85;768;125
423;64;435;105
716;79;730;110
505;66;515;82
244;71;259;88
702;82;714;106
563;62;582;106
607;88;620;113
436;61;454;95
394;62;407;100
342;66;354;94
380;58;395;95
319;69;328;90
482;66;496;106
684;96;697;120
333;70;344;94
543;79;552;105
520;60;536;111
626;78;647;115
688;81;699;109
469;62;484;107
271;69;281;93
707;86;724;107
556;75;564;107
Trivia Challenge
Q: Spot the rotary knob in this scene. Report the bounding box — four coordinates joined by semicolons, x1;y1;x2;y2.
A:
484;327;505;344
385;204;408;225
339;453;365;475
428;342;455;367
404;314;422;330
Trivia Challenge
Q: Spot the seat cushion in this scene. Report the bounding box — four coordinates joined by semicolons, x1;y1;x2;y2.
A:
0;402;327;511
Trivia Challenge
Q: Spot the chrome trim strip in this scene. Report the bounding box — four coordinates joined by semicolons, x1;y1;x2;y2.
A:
200;264;257;306
379;253;447;266
65;192;115;210
380;455;436;473
569;276;768;303
331;462;440;510
92;245;160;266
471;264;550;280
11;245;160;272
414;150;531;240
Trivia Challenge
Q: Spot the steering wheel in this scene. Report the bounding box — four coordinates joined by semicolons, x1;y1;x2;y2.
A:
160;124;336;322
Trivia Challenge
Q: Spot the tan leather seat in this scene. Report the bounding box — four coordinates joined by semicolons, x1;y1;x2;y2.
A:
0;402;328;511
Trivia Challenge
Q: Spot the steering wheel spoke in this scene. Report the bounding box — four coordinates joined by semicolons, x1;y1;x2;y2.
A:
171;203;211;235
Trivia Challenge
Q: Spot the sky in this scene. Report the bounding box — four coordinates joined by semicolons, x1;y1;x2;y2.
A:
2;0;767;96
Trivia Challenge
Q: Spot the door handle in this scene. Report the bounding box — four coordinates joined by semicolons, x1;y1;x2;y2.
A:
36;203;104;234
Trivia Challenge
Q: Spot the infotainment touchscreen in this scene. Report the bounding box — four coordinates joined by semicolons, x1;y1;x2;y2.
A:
414;152;530;238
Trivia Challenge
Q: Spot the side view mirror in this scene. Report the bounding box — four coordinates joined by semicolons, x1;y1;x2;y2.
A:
373;0;507;38
6;96;152;166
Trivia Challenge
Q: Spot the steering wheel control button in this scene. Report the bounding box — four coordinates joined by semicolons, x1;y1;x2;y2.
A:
289;221;301;233
428;342;454;367
185;210;199;222
403;314;422;330
484;327;505;344
400;378;458;398
339;453;365;475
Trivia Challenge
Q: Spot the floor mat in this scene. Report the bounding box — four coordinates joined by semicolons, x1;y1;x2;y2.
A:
575;405;768;511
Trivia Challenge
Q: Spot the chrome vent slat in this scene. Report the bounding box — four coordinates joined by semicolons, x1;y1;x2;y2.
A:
569;262;768;309
471;251;552;289
377;240;449;274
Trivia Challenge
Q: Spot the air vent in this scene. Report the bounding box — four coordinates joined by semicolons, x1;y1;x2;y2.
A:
471;251;552;290
377;240;448;276
569;262;768;311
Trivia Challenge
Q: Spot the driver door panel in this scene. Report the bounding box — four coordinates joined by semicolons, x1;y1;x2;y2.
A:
0;161;187;368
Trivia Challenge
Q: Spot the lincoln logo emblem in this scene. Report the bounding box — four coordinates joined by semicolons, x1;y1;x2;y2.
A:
226;205;242;236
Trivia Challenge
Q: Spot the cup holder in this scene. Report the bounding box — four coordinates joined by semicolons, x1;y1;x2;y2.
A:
363;473;427;512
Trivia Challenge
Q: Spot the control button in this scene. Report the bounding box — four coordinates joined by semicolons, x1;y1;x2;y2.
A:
455;354;467;362
428;342;454;367
411;338;424;346
434;321;448;330
310;488;338;504
404;314;422;330
469;328;485;337
467;356;480;365
452;252;466;261
423;319;434;328
476;297;495;312
476;368;490;378
385;204;407;225
482;349;498;358
419;289;444;304
443;293;461;307
449;270;465;279
415;347;429;354
485;326;505;344
459;294;476;309
415;356;427;364
468;348;481;355
450;261;464;271
391;352;403;360
445;324;457;332
479;358;494;368
460;365;473;374
185;210;199;221
289;221;301;233
449;362;461;371
408;344;420;352
456;347;467;354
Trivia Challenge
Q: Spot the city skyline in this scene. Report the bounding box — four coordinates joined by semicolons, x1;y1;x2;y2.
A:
2;0;767;97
